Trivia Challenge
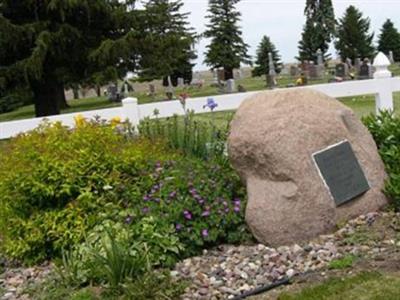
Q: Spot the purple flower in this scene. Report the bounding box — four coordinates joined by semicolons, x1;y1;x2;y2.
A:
201;229;209;238
142;207;150;214
143;195;150;201
224;207;230;213
234;206;241;213
201;210;211;217
125;215;133;225
189;188;197;195
203;98;218;111
183;210;192;220
169;191;177;198
198;198;205;205
175;223;183;231
233;199;241;206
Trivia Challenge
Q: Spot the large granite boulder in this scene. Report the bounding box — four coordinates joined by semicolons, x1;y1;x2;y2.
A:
228;89;387;246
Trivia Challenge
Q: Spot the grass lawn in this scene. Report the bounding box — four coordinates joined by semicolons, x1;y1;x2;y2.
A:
277;272;400;300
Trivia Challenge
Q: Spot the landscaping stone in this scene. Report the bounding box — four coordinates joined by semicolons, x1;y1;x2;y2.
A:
0;264;52;300
228;89;387;246
1;212;398;300
173;212;389;299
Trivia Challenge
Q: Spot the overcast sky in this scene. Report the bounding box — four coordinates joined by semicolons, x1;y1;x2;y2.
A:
179;0;400;70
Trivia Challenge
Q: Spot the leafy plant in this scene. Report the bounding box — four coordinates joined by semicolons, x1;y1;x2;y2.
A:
56;219;185;297
139;108;231;163
0;120;174;263
363;111;400;209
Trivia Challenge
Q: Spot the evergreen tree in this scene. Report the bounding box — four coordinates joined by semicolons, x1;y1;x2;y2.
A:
298;0;336;62
378;19;400;62
137;0;197;85
204;0;250;80
0;0;140;117
335;5;375;62
252;36;282;83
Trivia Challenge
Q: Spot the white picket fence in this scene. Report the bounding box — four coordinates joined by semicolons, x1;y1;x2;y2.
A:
0;52;399;140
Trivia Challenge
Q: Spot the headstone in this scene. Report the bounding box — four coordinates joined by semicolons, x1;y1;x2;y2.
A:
177;77;184;87
235;69;243;80
316;50;325;79
354;58;361;76
217;69;225;82
316;49;323;66
358;60;372;80
335;62;348;79
212;69;219;85
226;79;235;93
300;61;310;79
107;84;118;102
313;141;370;206
148;84;156;98
268;52;277;88
228;89;387;246
346;57;353;68
308;62;318;80
280;65;290;76
389;51;395;64
290;65;299;77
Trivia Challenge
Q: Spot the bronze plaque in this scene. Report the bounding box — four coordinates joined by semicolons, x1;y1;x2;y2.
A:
313;141;370;206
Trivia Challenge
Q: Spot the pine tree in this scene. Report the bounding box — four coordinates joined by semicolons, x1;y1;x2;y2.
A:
137;0;197;86
335;5;375;62
204;0;251;80
378;19;400;62
0;0;140;117
298;0;336;62
252;36;282;83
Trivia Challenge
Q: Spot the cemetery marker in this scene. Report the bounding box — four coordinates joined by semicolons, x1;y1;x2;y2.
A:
313;141;370;206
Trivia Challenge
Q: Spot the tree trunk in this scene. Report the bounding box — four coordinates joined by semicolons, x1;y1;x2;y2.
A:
224;67;234;80
73;88;80;99
32;79;61;117
95;85;101;97
56;83;70;110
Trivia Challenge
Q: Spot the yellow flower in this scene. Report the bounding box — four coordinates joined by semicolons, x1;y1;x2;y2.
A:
74;114;86;127
110;116;122;128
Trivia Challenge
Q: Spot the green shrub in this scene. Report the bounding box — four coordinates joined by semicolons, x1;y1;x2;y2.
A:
363;111;400;209
0;120;174;263
0;118;249;264
0;89;33;113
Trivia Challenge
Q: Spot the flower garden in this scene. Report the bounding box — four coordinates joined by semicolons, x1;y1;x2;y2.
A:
0;102;400;299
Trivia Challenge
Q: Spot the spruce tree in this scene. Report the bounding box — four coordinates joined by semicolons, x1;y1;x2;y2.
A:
138;0;197;85
378;19;400;62
252;36;282;83
298;0;336;62
204;0;250;80
335;5;375;62
0;0;139;117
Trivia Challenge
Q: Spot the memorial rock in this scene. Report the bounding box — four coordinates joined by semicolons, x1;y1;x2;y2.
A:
228;89;387;246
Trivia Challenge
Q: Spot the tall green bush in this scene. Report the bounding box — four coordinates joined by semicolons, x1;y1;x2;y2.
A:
363;111;400;209
0;120;174;263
